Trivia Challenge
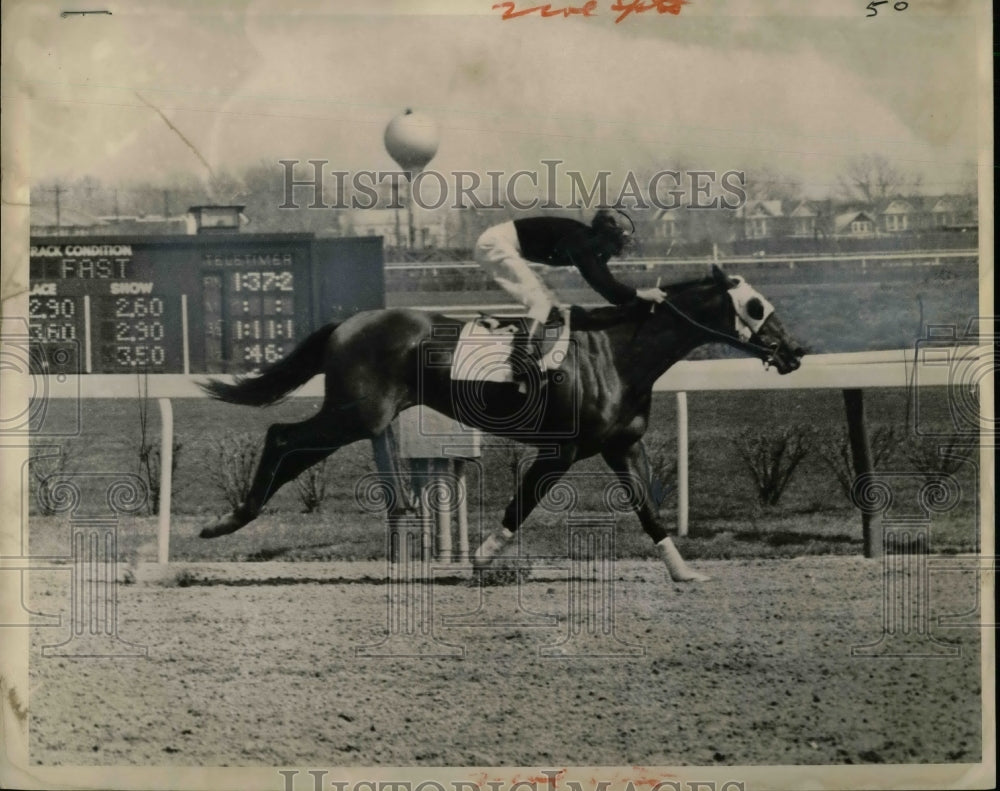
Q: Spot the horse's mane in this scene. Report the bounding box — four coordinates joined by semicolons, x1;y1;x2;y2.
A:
570;276;713;330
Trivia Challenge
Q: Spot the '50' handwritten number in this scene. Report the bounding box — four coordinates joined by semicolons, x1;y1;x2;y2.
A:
867;1;908;16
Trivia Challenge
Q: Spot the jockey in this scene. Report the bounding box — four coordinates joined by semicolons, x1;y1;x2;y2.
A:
474;209;666;387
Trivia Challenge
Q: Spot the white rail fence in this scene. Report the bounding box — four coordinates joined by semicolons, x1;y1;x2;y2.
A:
45;345;985;563
384;249;977;271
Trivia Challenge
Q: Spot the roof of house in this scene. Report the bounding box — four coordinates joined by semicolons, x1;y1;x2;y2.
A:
743;200;784;218
881;198;917;215
930;195;964;212
789;201;817;218
834;210;876;232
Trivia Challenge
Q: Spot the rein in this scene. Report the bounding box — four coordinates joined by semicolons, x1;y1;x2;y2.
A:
657;293;782;368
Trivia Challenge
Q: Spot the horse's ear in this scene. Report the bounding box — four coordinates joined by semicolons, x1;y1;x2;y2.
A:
711;264;730;288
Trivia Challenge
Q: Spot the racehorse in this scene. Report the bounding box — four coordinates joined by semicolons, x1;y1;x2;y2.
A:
199;265;805;582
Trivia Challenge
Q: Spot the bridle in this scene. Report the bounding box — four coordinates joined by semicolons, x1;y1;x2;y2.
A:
656;290;784;369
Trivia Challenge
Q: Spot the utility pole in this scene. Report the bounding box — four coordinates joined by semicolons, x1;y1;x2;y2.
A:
392;181;402;250
163;190;170;218
52;183;62;230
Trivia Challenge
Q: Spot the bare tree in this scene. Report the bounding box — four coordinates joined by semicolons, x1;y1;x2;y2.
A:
957;160;978;199
837;153;922;204
742;167;803;203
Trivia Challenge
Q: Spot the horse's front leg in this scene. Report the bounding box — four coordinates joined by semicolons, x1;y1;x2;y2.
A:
602;441;710;583
472;446;576;568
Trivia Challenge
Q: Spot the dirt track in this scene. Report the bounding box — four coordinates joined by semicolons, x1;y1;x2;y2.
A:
28;557;983;767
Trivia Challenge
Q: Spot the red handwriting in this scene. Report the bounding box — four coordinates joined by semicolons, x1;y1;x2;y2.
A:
492;0;684;20
493;0;598;19
610;0;686;23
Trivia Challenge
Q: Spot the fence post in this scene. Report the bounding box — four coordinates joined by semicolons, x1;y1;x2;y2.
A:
842;388;883;559
157;397;173;564
454;458;470;562
676;391;689;537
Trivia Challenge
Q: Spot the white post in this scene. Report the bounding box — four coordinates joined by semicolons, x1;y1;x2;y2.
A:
181;294;190;374
676;391;689;537
83;295;92;373
436;468;453;563
455;459;469;562
157;397;173;564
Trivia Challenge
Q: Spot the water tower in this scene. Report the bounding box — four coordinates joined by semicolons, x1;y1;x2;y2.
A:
384;109;439;249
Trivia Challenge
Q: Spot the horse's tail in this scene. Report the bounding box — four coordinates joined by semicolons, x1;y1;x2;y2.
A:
199;323;339;406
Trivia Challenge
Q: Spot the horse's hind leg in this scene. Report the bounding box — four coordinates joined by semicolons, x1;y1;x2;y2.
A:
200;412;367;538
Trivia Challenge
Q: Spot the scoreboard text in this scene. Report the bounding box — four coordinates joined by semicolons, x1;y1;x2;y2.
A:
28;235;383;375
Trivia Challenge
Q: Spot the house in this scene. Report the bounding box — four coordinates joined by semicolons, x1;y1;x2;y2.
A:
729;192;977;246
741;200;784;239
834;210;877;238
880;198;918;233
788;201;819;237
650;209;680;241
929;196;971;229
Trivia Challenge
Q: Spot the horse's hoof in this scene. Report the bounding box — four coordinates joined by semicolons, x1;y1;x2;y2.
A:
471;556;493;572
471;529;514;568
199;514;245;539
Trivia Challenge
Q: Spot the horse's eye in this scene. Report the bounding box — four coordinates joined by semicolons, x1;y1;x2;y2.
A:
745;298;765;321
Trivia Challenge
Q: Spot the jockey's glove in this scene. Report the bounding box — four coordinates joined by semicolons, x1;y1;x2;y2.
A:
636;287;667;304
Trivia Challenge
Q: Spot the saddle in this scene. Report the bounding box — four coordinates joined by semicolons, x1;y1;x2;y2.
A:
450;307;572;384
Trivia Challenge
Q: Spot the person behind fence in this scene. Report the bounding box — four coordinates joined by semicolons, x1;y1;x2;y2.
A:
474;209;666;387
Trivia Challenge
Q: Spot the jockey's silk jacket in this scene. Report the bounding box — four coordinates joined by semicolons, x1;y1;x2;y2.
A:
512;217;637;305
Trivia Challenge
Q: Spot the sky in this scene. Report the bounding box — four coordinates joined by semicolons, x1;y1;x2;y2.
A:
3;0;986;201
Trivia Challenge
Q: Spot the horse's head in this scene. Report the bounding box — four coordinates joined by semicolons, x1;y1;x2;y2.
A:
703;264;805;374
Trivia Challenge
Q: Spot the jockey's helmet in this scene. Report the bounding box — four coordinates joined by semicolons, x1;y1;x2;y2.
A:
591;208;634;254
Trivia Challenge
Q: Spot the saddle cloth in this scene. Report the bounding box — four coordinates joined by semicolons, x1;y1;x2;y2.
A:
450;309;571;383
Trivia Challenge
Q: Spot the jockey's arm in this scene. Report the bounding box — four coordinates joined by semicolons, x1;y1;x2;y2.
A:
568;248;637;305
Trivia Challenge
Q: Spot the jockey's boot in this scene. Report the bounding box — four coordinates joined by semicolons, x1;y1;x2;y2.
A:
511;318;546;393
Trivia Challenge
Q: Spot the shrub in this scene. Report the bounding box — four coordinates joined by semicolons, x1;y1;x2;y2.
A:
294;457;330;513
818;425;903;500
204;432;263;510
733;425;814;507
904;436;975;478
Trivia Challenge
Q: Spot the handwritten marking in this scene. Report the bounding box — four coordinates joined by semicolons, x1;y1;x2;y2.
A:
493;1;598;19
491;0;685;21
866;0;908;16
610;0;686;23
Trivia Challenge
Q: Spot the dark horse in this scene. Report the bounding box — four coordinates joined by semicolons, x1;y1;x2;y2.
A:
199;265;805;582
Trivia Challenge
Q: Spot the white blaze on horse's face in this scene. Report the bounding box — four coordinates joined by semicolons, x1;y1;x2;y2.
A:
726;277;775;341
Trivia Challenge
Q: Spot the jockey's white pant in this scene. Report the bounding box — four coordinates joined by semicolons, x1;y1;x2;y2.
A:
474;221;557;324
